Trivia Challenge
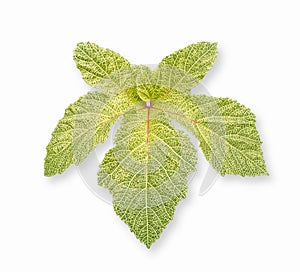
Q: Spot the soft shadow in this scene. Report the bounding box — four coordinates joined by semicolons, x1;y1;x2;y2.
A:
200;46;224;86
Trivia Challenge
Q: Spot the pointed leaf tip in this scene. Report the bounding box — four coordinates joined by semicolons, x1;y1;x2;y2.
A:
73;42;131;86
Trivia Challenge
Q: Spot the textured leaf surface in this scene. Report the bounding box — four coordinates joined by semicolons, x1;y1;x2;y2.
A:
95;64;170;100
98;107;197;248
154;91;268;176
73;42;131;86
44;91;137;176
46;41;269;248
158;42;218;90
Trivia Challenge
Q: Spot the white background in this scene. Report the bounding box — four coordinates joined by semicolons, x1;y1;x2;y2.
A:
1;0;299;271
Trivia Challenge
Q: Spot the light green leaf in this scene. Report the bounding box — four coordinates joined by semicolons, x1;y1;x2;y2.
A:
154;91;268;176
46;41;269;248
157;42;218;91
94;65;151;97
98;107;197;248
44;91;137;176
95;64;170;100
73;42;131;86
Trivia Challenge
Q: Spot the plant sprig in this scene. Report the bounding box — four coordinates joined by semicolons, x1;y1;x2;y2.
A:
45;42;268;248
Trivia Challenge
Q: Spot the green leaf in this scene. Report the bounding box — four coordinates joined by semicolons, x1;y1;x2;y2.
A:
73;42;131;86
157;42;218;91
154;91;268;176
44;91;137;176
94;64;171;100
46;41;269;248
94;65;152;97
98;107;197;248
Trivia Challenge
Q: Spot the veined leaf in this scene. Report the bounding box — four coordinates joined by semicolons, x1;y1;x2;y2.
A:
46;41;269;248
73;42;130;86
157;42;218;91
98;107;197;248
154;91;268;176
44;91;138;176
95;64;171;100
